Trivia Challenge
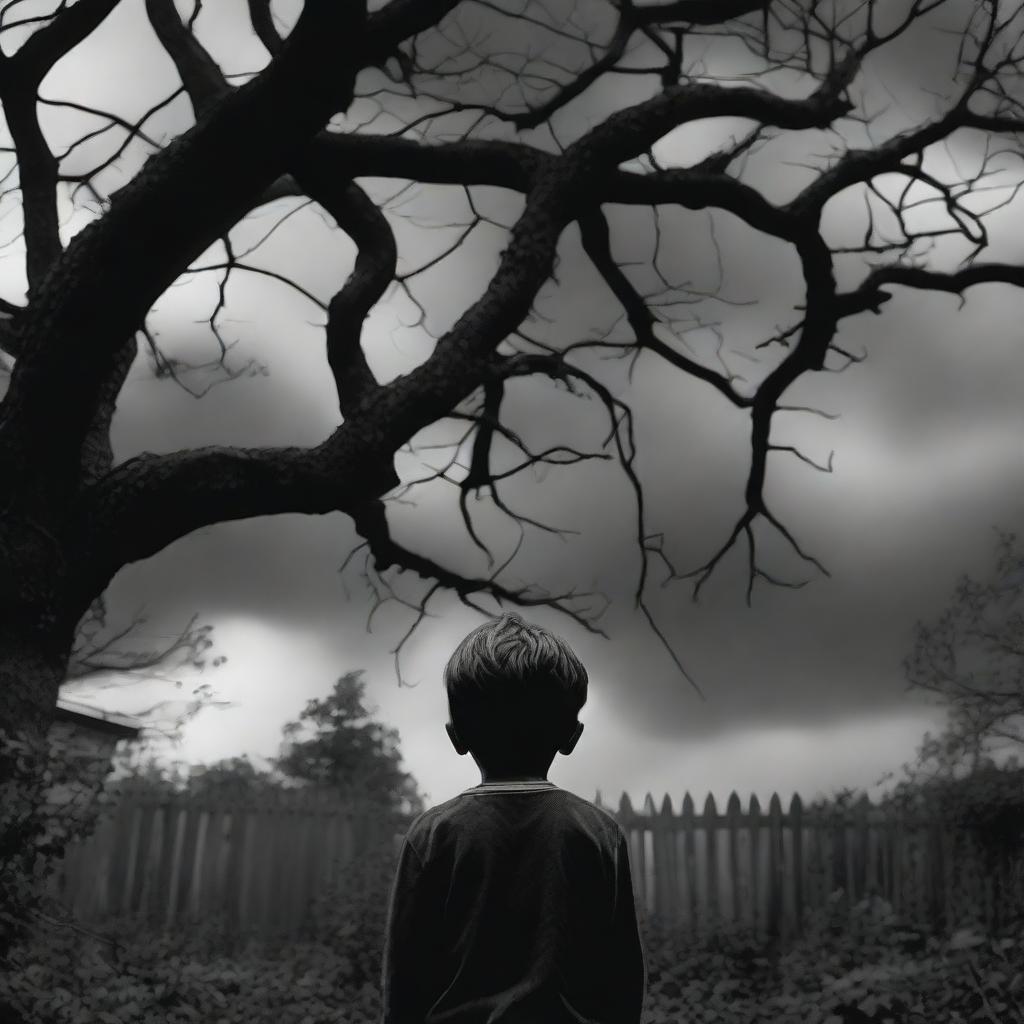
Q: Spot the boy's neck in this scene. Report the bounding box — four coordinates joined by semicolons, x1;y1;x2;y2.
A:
479;770;549;784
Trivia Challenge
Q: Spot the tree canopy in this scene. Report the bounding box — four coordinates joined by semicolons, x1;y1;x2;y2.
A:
2;0;1024;734
905;529;1024;770
275;670;425;815
109;671;425;814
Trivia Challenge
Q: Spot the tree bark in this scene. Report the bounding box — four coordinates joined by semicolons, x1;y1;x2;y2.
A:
0;596;73;959
0;514;75;738
0;623;68;740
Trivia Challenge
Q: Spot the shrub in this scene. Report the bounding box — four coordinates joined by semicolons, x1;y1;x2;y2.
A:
4;844;1023;1024
0;727;117;960
0;826;402;1024
636;894;1024;1024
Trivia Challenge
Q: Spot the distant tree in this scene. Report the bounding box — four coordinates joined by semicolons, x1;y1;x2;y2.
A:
275;671;425;817
904;529;1024;771
110;752;287;802
185;755;292;801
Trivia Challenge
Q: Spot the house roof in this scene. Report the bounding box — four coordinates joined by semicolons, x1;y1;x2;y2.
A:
54;696;143;740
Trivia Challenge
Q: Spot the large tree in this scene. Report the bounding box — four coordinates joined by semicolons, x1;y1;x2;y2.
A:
2;0;1024;746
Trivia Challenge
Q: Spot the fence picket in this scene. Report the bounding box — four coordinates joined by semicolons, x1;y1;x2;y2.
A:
748;795;761;933
790;794;804;936
655;795;676;922
704;794;719;929
767;794;783;938
681;793;697;930
726;793;742;925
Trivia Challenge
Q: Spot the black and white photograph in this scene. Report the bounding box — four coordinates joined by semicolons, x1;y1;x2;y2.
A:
1;1;1023;1021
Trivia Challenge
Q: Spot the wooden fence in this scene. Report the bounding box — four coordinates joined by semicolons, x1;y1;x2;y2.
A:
51;787;409;940
597;790;1024;939
53;787;1024;941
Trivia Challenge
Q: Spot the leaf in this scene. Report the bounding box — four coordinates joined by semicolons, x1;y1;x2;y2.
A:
948;928;985;950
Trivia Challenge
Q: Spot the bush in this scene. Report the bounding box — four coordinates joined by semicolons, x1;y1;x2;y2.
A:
636;894;1024;1024
0;828;401;1024
0;926;382;1024
4;853;1023;1024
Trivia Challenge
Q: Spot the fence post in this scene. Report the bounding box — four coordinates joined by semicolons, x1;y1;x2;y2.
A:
790;794;804;937
726;793;742;926
704;794;719;930
653;794;676;924
681;792;697;932
767;793;784;939
748;794;761;936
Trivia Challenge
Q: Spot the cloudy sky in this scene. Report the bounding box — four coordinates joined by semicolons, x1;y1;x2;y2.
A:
7;0;1024;809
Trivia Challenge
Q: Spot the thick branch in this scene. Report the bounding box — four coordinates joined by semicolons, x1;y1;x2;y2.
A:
247;0;283;56
0;0;368;502
78;337;137;488
363;0;463;66
145;0;231;117
71;432;399;608
788;109;965;218
631;0;767;26
8;0;121;85
289;164;393;419
311;135;798;241
850;263;1024;303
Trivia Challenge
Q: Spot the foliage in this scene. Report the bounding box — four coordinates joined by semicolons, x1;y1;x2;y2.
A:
0;728;117;961
905;528;1024;767
99;668;426;814
880;758;1024;859
0;825;402;1024
105;752;292;803
5;883;1024;1024
808;755;1024;934
275;671;425;816
639;894;1024;1024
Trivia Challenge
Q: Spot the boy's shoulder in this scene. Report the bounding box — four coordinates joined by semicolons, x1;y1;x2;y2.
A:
404;785;626;850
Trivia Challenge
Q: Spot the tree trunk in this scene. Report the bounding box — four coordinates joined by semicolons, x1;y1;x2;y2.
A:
0;525;77;960
0;623;69;738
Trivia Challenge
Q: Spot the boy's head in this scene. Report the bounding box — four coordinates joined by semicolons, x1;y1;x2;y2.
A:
443;612;588;775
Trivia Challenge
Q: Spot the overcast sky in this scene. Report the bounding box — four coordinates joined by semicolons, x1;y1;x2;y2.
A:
6;0;1024;809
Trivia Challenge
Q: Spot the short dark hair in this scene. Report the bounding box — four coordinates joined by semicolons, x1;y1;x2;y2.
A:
444;612;588;769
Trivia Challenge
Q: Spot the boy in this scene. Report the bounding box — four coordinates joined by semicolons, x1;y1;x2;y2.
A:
380;612;647;1024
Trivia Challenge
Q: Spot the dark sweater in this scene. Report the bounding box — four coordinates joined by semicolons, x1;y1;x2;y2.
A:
380;780;647;1024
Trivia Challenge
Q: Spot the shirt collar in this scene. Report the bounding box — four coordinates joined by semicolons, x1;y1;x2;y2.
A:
463;780;559;794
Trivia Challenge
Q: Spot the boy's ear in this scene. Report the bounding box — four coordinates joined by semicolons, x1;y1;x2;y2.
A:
446;721;468;755
558;720;584;756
